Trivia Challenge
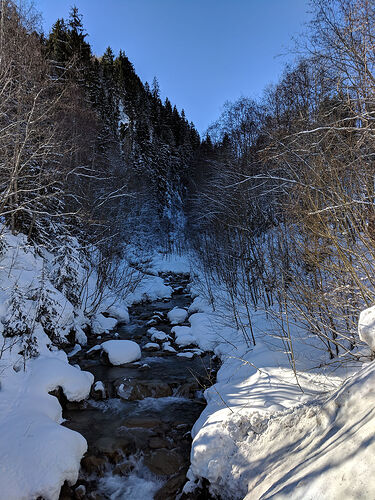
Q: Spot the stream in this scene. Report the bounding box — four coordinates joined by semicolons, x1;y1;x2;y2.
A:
59;273;218;500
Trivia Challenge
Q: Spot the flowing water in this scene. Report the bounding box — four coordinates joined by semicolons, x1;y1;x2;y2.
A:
59;273;217;500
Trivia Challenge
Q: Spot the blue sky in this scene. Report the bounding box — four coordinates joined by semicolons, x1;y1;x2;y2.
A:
35;0;311;134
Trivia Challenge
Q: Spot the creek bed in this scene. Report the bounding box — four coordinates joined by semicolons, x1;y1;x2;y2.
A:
59;273;218;500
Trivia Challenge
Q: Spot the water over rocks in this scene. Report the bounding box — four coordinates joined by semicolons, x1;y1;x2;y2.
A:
59;272;218;499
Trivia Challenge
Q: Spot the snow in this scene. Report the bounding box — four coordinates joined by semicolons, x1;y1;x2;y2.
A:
144;342;160;351
189;358;375;500
183;274;375;499
358;305;375;351
177;351;195;359
162;342;177;353
101;339;141;365
91;313;118;334
0;353;93;500
150;252;190;274
167;306;188;325
172;326;197;347
147;327;170;342
126;275;172;304
93;381;106;397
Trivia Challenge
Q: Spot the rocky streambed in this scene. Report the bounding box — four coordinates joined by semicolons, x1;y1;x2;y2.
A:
59;273;218;500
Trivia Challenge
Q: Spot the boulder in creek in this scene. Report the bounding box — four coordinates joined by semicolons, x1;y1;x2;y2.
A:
115;378;173;400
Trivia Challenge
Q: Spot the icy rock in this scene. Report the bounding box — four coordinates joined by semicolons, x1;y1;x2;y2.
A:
101;340;141;365
167;307;188;325
117;379;172;400
67;344;81;358
359;305;375;350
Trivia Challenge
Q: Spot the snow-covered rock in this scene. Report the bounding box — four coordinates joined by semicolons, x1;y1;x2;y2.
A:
167;307;188;325
147;327;170;342
162;342;177;353
144;342;160;351
93;381;106;398
91;314;117;334
188;296;211;315
177;352;195;359
359;305;375;350
101;340;141;365
105;305;129;324
172;326;196;347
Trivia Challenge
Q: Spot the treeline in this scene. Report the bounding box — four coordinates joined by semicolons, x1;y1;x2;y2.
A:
188;0;375;362
0;1;200;255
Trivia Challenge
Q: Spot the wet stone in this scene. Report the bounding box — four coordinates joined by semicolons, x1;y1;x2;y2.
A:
93;436;135;461
81;455;107;475
121;417;164;429
74;484;86;499
148;436;171;449
154;473;188;500
116;379;173;400
144;448;186;475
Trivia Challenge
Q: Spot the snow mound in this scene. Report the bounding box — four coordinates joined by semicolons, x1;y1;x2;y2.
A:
162;342;177;353
358;305;375;350
172;326;197;347
91;313;118;334
0;354;93;500
147;327;170;342
188;344;375;499
126;275;172;303
188;296;211;315
167;307;188;325
101;340;141;365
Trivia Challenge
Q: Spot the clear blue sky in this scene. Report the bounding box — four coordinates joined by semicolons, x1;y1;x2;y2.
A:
35;0;311;134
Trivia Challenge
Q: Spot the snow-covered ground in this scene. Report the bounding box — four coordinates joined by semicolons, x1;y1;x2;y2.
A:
2;241;375;499
172;263;375;499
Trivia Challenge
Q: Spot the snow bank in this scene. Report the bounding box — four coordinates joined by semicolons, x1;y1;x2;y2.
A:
184;278;375;499
189;359;375;499
167;307;188;325
101;340;141;365
0;353;93;500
